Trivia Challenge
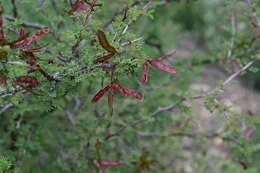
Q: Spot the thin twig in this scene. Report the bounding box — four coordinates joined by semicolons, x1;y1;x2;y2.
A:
11;0;19;18
0;103;14;114
105;58;260;140
4;15;45;29
135;131;240;145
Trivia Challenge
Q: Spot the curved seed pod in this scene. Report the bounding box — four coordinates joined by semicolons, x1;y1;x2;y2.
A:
97;29;117;53
16;27;50;47
91;85;111;103
139;61;149;85
120;85;143;99
93;53;114;63
13;75;40;88
149;60;176;75
111;83;127;97
150;50;176;61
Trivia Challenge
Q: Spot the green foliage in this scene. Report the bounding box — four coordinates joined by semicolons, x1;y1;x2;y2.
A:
0;0;259;172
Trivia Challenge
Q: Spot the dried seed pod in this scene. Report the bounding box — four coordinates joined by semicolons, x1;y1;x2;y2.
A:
13;76;43;96
99;160;120;166
150;50;176;61
93;53;114;63
91;85;111;103
13;75;40;89
139;50;177;85
149;60;176;75
16;27;50;47
97;29;117;53
111;83;128;97
139;62;149;85
120;85;143;99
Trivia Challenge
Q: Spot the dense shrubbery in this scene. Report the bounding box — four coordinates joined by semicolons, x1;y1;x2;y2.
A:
0;0;259;172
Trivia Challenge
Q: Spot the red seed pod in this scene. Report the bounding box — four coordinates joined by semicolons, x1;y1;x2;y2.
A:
139;50;177;85
16;27;50;47
139;62;149;85
150;50;176;61
149;60;176;75
13;75;40;88
99;160;121;166
112;83;142;99
120;85;143;99
91;85;111;103
111;83;128;97
69;0;86;14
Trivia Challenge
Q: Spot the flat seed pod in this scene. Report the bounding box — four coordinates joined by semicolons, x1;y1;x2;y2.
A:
91;85;111;103
97;29;117;53
150;50;176;61
13;76;40;88
16;27;50;47
99;160;121;166
121;85;143;99
111;83;128;97
139;62;149;85
149;60;176;75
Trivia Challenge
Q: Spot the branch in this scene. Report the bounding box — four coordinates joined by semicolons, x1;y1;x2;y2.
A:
135;131;240;145
10;0;19;18
105;58;260;140
4;15;45;29
0;103;14;114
